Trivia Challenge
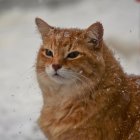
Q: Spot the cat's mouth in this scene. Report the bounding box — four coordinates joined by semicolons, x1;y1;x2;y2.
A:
52;72;64;79
45;67;75;84
54;73;59;76
49;72;68;84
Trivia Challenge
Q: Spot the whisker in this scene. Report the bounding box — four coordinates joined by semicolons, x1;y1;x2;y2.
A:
69;73;95;98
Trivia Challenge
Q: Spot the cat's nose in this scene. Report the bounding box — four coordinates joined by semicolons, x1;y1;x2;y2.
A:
52;64;62;71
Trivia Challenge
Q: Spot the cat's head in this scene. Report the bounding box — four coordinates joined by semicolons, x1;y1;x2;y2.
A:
35;18;105;87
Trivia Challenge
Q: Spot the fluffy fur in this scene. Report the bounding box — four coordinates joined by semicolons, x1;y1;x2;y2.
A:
35;17;140;140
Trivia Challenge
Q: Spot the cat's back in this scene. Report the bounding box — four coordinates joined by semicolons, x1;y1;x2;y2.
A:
126;75;140;116
127;75;140;91
123;75;140;140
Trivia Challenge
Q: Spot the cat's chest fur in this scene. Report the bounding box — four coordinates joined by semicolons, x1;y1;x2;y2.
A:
38;77;140;140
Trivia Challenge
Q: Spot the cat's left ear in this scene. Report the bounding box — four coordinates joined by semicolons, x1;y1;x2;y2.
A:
86;22;104;49
35;17;54;38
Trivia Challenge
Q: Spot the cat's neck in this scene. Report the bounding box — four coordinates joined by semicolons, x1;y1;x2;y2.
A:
39;78;79;106
99;43;125;89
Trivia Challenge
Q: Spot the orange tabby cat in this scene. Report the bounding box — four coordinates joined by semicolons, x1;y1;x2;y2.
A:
35;17;140;140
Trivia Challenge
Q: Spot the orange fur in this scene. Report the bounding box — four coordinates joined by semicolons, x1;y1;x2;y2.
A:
35;18;140;140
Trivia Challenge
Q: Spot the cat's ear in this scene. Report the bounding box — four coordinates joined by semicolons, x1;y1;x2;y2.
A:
86;22;104;49
35;17;53;38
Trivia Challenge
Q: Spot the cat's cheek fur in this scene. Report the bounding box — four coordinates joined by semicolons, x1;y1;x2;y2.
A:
45;65;54;77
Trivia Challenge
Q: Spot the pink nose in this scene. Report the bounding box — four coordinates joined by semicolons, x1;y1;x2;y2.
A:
52;64;62;71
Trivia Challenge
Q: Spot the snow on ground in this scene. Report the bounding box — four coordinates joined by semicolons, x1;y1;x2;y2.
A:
0;0;140;140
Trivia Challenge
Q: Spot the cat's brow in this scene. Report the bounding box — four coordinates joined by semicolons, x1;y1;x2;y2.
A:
50;41;53;50
67;44;72;51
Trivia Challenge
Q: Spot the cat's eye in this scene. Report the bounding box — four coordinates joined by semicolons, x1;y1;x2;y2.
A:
45;49;53;57
66;51;80;59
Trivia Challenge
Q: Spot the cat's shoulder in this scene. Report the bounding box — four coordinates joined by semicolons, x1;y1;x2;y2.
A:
127;75;140;87
126;74;140;102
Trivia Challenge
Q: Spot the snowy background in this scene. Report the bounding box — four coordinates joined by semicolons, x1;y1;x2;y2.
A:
0;0;140;140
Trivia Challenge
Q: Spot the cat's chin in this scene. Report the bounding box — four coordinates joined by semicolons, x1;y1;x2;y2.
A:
49;74;74;85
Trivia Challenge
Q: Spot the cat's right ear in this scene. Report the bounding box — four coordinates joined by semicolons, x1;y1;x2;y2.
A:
86;22;104;49
35;17;53;38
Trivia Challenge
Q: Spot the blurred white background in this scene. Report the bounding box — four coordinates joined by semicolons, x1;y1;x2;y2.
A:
0;0;140;139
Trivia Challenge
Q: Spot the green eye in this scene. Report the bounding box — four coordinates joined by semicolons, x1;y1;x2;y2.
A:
67;51;80;59
45;49;53;57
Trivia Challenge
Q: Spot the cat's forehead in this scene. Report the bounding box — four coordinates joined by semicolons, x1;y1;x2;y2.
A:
56;28;83;37
44;28;85;47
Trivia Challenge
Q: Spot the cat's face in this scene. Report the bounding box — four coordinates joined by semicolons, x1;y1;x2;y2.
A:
36;18;105;87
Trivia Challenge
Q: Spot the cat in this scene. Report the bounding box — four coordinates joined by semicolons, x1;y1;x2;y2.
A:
35;17;140;140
